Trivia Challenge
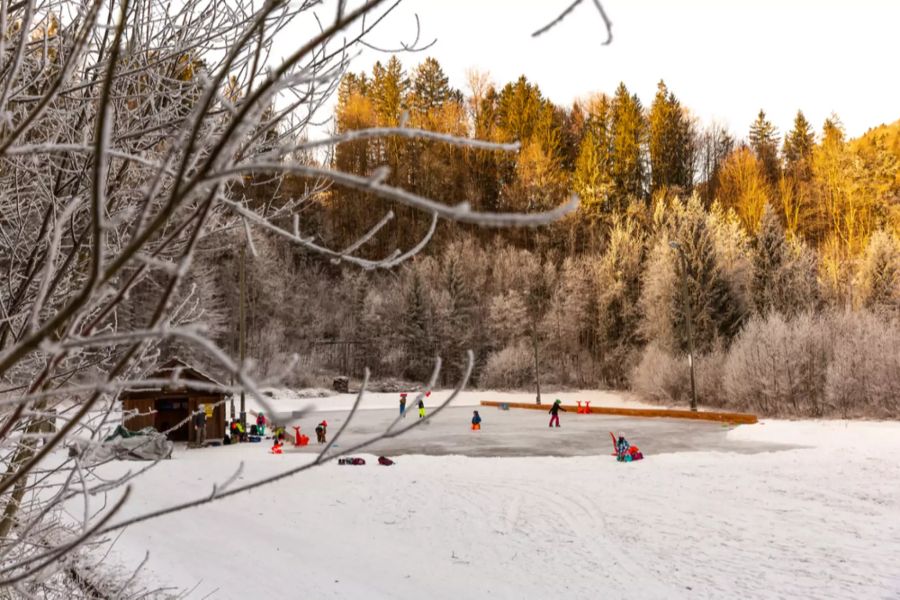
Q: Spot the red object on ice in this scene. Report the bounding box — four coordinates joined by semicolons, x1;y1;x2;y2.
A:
584;401;591;412
292;426;310;446
576;401;583;414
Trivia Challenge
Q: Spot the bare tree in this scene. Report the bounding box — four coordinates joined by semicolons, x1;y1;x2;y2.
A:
0;0;609;594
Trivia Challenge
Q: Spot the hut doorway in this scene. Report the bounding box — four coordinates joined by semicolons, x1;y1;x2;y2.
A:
156;397;190;441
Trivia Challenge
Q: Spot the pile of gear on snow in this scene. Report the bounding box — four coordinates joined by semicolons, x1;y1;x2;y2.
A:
68;425;174;465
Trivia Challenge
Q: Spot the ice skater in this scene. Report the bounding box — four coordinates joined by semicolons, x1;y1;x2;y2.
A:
400;393;407;418
418;398;426;419
256;411;267;436
548;399;565;428
471;410;482;430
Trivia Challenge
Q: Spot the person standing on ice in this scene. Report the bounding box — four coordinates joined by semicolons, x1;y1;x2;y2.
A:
315;420;328;444
418;398;426;419
256;412;267;436
548;399;565;428
471;410;482;430
399;393;407;417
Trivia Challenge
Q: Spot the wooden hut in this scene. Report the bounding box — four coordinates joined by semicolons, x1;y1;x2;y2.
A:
121;358;228;443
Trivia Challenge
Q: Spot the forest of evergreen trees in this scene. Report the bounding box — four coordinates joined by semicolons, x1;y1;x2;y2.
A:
203;56;900;418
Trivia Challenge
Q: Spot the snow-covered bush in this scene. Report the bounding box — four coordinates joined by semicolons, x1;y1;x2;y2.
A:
635;310;900;418
630;343;689;404
480;342;535;389
693;345;728;408
854;230;900;316
723;313;830;416
630;343;726;407
826;311;900;418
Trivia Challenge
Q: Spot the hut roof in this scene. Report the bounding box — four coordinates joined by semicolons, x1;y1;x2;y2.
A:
123;358;228;396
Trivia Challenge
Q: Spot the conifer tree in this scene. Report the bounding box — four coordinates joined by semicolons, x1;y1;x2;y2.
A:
466;85;502;211
671;196;747;353
595;216;645;384
439;250;478;383
779;111;817;238
749;109;781;187
856;230;900;316
610;82;647;205
649;80;694;194
401;268;436;380
783;110;815;181
496;76;545;143
409;57;451;116
752;204;788;316
573;126;612;222
370;57;407;126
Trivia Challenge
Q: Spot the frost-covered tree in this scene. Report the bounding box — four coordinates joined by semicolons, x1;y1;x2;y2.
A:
671;197;747;353
595;216;645;385
639;233;679;351
401;268;437;380
855;230;900;316
0;0;580;592
752;204;789;315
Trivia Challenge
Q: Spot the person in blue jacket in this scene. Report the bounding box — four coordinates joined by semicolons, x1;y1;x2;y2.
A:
471;410;482;430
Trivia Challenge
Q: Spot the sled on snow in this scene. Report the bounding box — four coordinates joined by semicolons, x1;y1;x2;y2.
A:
611;432;644;462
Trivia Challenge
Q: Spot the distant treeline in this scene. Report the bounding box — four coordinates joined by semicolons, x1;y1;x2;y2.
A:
195;56;900;418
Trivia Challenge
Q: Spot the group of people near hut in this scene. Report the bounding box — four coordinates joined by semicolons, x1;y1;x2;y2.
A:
270;418;327;454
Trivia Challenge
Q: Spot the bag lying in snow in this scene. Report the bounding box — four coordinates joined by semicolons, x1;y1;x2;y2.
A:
338;457;366;465
377;456;394;466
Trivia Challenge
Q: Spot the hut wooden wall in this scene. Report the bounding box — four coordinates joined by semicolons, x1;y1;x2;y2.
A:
123;398;156;430
121;394;226;441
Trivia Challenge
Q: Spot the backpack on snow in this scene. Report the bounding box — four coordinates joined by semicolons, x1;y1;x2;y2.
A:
377;456;394;466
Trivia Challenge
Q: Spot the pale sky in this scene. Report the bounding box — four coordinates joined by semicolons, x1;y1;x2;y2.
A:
302;0;900;140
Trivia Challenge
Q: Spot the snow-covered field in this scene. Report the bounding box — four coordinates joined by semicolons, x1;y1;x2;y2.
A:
92;395;900;599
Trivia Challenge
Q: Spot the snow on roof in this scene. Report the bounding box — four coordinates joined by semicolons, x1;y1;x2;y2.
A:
124;357;229;394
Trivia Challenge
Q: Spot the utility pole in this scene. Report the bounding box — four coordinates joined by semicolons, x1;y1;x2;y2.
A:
239;244;247;429
532;324;542;406
669;241;698;412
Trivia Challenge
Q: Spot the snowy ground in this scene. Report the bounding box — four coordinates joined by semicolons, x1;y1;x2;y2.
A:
88;393;900;599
